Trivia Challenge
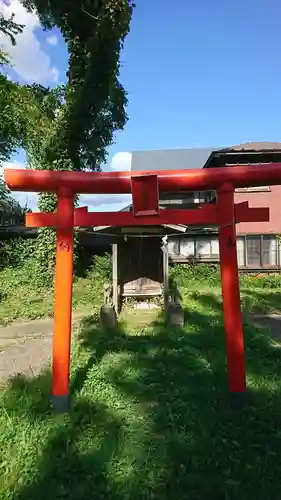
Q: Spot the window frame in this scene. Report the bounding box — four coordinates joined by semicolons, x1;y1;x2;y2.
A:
245;235;261;267
242;234;279;268
235;186;271;193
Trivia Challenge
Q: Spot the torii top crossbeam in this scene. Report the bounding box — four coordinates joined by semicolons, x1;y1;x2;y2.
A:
5;162;281;194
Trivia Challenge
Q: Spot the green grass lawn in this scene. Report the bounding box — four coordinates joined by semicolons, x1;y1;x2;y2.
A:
181;286;281;316
1;296;281;499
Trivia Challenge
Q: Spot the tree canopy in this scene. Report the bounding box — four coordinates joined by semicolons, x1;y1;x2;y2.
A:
20;0;135;172
1;0;134;174
0;12;23;161
0;0;134;272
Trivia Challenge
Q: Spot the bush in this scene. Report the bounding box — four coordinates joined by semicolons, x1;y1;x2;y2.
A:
240;273;281;289
0;237;36;268
170;263;220;287
170;263;281;290
88;253;112;282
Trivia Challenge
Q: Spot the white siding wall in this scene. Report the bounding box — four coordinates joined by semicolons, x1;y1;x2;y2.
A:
167;239;179;255
196;239;211;257
179;240;195;257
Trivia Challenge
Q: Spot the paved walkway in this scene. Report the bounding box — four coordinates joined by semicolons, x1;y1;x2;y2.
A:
0;314;85;381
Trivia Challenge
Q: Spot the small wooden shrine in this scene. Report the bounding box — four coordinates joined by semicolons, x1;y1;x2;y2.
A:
94;207;187;312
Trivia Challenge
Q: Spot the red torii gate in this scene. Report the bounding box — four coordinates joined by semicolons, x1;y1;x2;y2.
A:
5;163;280;411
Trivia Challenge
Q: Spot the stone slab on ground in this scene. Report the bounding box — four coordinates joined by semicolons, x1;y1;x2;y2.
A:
0;337;52;380
247;314;281;342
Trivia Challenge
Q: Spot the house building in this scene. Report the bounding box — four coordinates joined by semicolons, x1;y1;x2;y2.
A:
130;142;281;270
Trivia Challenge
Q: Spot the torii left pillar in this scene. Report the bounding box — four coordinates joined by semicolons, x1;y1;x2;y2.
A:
52;189;74;412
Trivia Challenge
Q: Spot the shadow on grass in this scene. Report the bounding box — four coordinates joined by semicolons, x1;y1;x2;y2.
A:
248;315;281;342
2;295;281;499
2;377;123;499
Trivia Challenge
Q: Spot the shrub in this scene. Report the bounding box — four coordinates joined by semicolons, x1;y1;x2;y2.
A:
86;253;112;285
0;237;36;268
170;263;281;290
170;263;220;287
240;273;281;289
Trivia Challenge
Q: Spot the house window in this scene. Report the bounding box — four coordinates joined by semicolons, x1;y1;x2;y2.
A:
262;235;277;266
245;235;278;268
236;237;245;267
193;237;219;259
193;191;216;204
160;192;195;205
246;236;261;267
196;239;212;258
167;238;180;255
210;237;219;255
194;191;207;203
180;239;195;257
205;190;216;203
236;186;271;193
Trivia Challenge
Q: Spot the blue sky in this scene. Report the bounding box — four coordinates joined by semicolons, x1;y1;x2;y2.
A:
116;0;281;153
1;0;281;210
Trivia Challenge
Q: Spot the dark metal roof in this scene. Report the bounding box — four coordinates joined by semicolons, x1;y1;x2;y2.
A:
131;148;214;171
205;142;281;168
220;141;281;152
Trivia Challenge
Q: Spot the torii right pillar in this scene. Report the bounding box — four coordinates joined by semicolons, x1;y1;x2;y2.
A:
218;182;246;408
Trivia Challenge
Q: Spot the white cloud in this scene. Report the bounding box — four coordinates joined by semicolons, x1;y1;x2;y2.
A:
0;161;37;209
46;34;58;46
110;152;132;171
50;66;59;84
0;160;26;177
0;0;59;84
79;193;132;212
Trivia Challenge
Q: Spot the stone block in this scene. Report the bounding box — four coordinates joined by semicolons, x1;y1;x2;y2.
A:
166;302;184;328
100;304;117;329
